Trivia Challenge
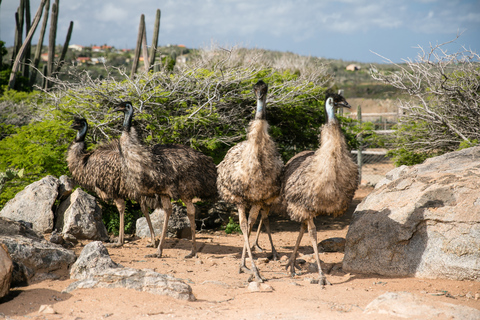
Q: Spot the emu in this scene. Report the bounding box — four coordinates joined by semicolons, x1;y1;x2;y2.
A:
112;101;218;259
67;118;157;247
217;80;283;282
281;92;358;286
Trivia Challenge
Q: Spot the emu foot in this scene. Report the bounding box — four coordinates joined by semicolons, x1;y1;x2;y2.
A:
239;265;266;282
318;276;332;286
267;250;279;261
251;243;265;253
146;239;159;248
184;251;198;259
285;259;303;277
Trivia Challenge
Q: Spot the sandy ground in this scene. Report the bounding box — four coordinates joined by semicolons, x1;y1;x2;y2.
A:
1;187;479;320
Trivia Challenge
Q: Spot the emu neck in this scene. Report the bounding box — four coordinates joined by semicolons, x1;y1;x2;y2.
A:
325;98;338;124
75;124;87;142
123;107;133;131
255;98;266;120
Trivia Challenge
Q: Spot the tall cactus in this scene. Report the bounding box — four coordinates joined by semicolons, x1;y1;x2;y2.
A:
22;0;31;78
148;9;161;69
141;16;150;72
11;1;25;64
29;0;50;87
55;21;73;73
130;14;145;79
45;0;58;90
8;0;46;89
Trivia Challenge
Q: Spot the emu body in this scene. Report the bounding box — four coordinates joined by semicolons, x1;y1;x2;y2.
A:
217;80;283;282
67;118;157;246
113;102;217;259
281;93;358;285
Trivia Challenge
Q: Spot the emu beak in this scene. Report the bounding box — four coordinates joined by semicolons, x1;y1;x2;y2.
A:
339;101;351;109
111;105;124;113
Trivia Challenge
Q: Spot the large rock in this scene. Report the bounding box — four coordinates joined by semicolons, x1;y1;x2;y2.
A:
0;175;59;233
67;241;195;301
0;244;13;299
57;175;74;201
344;147;480;281
0;217;76;285
55;188;108;241
364;292;480;319
136;204;192;239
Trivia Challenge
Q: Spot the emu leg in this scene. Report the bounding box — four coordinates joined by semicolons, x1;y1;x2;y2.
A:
140;199;157;248
286;221;306;276
307;218;331;286
184;200;198;259
240;204;261;272
146;196;171;258
251;218;264;252
107;198;126;247
260;208;279;261
238;204;264;282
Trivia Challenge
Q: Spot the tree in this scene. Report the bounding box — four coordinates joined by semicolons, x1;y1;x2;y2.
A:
371;36;480;165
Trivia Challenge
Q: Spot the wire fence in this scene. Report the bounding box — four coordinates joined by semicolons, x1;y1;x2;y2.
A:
351;149;395;186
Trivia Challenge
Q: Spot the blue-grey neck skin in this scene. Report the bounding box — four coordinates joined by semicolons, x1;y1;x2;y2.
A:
255;98;266;120
76;121;87;142
325;97;337;123
123;104;133;130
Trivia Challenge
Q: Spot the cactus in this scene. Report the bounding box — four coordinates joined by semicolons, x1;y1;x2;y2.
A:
141;15;150;72
149;9;161;69
45;0;58;90
23;0;31;79
8;0;47;89
130;14;145;79
29;0;50;87
55;20;73;73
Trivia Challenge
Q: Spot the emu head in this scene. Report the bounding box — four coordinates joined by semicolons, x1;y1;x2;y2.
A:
71;117;88;142
253;80;268;120
112;101;134;130
324;92;351;123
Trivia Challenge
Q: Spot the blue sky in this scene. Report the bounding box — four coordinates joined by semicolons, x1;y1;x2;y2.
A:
1;0;479;63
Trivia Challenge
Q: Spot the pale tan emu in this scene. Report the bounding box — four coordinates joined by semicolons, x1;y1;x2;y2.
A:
113;102;218;259
217;80;284;282
281;92;358;285
67;118;157;247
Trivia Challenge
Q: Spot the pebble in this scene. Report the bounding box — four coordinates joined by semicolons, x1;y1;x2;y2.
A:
247;282;274;292
38;305;56;314
476;293;480;300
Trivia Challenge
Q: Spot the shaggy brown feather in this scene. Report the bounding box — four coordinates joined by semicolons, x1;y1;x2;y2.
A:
113;101;218;258
217;119;283;206
216;80;283;282
282;122;358;222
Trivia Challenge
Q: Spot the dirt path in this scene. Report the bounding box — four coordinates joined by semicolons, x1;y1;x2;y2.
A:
1;187;479;319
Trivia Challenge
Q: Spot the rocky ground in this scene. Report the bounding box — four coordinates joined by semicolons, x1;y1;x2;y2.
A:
0;187;479;320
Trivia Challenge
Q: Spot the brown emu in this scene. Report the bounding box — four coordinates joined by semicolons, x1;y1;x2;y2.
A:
216;80;284;282
67;118;157;246
112;102;218;259
281;92;358;286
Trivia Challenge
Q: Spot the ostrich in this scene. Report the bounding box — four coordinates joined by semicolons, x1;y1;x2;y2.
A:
67;118;157;247
217;80;284;282
281;92;358;286
112;101;218;259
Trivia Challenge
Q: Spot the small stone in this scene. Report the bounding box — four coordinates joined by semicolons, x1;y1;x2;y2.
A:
475;293;480;300
248;282;261;292
257;258;269;264
195;260;203;265
39;305;56;314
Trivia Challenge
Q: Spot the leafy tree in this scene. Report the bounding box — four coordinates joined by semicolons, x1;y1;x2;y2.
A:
371;36;480;165
0;118;74;208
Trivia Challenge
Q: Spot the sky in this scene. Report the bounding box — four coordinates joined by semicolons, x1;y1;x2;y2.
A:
1;0;479;63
